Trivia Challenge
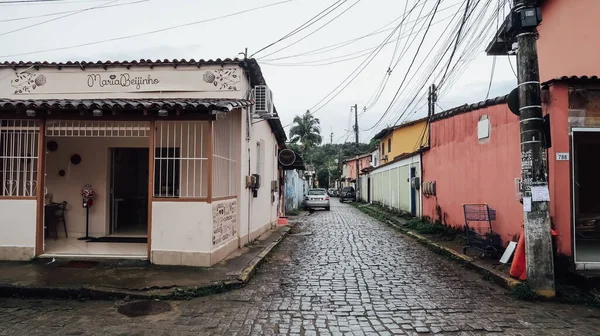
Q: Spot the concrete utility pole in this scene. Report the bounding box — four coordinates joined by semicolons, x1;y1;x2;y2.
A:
513;0;555;297
354;104;359;196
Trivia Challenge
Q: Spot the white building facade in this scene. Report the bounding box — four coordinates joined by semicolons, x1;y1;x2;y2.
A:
0;58;286;266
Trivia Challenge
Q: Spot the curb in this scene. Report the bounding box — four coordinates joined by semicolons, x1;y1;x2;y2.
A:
0;228;290;301
238;226;290;283
353;203;520;290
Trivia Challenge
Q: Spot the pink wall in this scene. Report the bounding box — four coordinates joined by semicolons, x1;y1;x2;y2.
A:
345;156;371;180
422;104;524;246
545;84;572;255
537;0;600;82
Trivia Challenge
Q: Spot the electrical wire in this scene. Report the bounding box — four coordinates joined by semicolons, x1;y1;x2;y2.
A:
485;56;497;99
361;0;443;132
437;0;472;89
0;0;104;4
281;1;426;129
0;0;147;23
364;0;439;113
262;10;458;67
0;0;296;58
260;0;461;63
257;0;362;60
0;0;120;38
250;0;347;58
300;0;427;120
365;0;494;135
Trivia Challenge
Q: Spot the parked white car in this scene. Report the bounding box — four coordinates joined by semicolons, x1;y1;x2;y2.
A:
303;188;330;211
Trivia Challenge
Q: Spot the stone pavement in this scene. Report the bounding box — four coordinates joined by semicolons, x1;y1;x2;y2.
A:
0;226;288;300
1;202;600;335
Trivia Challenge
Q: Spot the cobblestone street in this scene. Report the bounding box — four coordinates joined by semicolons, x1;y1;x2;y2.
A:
1;203;600;335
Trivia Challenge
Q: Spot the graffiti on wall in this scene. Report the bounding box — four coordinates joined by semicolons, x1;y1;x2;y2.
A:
212;199;237;247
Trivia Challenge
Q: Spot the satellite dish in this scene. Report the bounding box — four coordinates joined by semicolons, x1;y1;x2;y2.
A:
508;87;520;116
278;149;296;166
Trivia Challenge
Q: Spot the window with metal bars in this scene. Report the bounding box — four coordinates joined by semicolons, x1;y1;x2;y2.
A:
212;111;241;198
0;120;40;197
154;121;209;198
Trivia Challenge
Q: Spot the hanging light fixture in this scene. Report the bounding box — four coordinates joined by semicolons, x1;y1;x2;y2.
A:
25;109;36;117
92;109;102;117
158;109;168;117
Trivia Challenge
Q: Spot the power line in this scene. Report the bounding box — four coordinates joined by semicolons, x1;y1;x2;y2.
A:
250;0;347;58
0;0;121;38
364;0;430;112
304;0;424;118
0;0;296;58
485;55;497;99
261;1;461;63
262;10;458;67
0;0;104;4
364;0;473;134
396;0;500;129
362;0;443;132
257;0;362;60
437;0;472;89
0;0;147;23
281;1;424;129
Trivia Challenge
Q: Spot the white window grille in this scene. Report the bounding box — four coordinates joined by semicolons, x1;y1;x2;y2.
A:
154;121;209;198
46;120;149;137
0;120;40;197
213;111;241;198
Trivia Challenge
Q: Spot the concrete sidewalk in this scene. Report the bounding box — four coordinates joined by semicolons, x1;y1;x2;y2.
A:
0;226;289;300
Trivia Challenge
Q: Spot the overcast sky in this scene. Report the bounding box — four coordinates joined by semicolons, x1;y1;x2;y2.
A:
0;0;517;143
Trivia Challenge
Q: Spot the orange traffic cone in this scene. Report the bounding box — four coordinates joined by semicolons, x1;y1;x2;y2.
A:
510;227;527;280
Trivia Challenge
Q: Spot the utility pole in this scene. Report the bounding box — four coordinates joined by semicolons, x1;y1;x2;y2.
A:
427;84;436;147
354;104;359;198
513;0;554;297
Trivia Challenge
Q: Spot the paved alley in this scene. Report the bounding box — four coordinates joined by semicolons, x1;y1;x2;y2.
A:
1;202;600;336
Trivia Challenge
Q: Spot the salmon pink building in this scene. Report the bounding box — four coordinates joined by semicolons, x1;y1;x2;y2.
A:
422;0;600;270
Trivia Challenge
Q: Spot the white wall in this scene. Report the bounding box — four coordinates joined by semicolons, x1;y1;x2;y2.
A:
0;65;249;100
0;200;37;260
151;202;212;249
369;154;421;216
239;109;278;243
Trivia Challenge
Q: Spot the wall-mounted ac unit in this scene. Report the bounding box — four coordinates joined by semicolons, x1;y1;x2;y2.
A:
252;85;274;118
381;155;388;161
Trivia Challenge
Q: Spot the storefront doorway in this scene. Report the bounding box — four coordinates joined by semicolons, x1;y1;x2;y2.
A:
42;120;150;257
109;148;149;236
572;128;600;267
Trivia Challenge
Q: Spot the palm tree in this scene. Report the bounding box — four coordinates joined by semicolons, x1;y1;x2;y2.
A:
289;110;323;157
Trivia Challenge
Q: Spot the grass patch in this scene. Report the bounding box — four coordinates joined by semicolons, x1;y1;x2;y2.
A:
286;209;301;216
556;284;600;308
511;282;538;301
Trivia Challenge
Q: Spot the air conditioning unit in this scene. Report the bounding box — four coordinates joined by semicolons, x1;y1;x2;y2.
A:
252;85;274;117
381;155;388;161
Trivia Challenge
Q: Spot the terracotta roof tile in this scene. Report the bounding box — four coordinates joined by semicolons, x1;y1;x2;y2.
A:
430;95;508;122
0;98;252;112
0;58;243;68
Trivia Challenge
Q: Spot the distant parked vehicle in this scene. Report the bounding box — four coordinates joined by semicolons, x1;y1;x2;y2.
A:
303;188;331;211
327;188;337;197
339;186;356;203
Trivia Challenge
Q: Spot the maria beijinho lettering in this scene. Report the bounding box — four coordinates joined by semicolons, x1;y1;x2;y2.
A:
87;73;160;90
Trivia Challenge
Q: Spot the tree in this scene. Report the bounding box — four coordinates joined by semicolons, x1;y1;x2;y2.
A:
289;110;323;157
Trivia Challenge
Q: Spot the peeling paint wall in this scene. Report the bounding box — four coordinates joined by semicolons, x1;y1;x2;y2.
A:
284;169;305;213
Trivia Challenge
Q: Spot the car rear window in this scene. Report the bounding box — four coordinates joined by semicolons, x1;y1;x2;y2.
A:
308;190;326;195
342;187;354;192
